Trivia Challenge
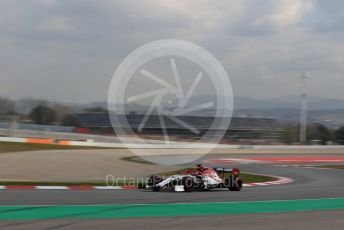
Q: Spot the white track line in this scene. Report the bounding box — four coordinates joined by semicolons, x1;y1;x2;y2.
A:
35;186;69;190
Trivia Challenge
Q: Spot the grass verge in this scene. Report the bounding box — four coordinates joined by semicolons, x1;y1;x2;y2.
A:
157;168;275;183
121;156;155;165
121;158;276;183
316;165;344;170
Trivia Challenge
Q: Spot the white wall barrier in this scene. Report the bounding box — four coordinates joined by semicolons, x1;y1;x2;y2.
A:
0;136;26;143
1;128;344;149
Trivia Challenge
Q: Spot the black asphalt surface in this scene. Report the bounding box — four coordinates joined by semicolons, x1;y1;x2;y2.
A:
0;159;343;205
1;210;343;230
0;152;343;230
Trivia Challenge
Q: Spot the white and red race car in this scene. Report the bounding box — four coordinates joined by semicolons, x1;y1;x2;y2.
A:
145;165;243;192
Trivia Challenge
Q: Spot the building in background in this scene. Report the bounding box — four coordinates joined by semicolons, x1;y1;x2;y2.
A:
77;113;284;144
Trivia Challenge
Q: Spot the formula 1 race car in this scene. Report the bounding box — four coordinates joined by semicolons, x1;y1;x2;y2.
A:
145;165;243;192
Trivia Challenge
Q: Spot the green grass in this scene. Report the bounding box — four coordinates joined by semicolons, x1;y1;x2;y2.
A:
316;165;344;170
121;158;276;184
121;156;155;165
0;141;114;153
239;173;275;183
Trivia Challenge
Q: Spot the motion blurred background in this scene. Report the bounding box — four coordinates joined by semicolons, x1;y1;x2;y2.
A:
1;0;344;145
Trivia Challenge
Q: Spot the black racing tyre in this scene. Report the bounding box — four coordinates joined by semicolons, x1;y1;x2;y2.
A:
182;177;195;192
137;183;145;189
229;176;243;191
152;185;161;192
234;178;243;191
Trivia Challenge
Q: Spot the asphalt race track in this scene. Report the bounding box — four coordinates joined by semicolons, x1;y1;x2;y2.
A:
0;163;343;205
0;152;343;229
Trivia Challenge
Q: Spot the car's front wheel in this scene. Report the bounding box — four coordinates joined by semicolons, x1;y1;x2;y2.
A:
182;177;195;192
148;175;163;191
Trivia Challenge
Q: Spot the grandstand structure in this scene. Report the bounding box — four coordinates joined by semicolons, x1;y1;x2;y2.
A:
77;113;284;143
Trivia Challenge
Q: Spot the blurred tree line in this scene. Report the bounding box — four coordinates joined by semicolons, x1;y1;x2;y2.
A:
282;123;344;145
0;97;81;127
0;97;109;127
1;97;344;144
26;105;81;127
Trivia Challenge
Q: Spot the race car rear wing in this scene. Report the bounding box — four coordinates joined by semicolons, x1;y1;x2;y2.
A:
215;167;241;177
214;167;232;173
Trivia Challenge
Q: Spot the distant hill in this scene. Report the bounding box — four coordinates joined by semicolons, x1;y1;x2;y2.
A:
71;95;344;111
234;96;344;110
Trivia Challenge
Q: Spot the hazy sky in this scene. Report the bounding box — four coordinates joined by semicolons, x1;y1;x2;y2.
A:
1;0;344;103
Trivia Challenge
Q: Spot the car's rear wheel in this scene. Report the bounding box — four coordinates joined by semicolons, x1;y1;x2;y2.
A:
182;177;195;192
228;176;243;191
